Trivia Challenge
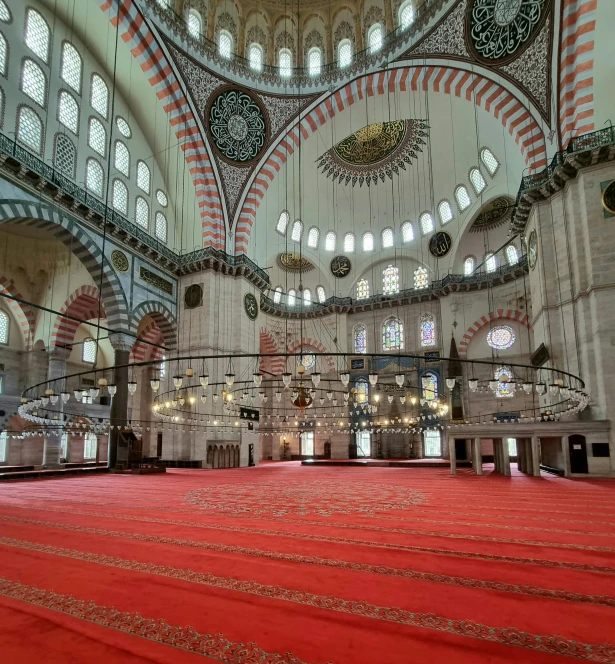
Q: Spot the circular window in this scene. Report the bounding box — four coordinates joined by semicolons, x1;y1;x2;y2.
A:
487;325;516;350
298;354;315;371
116;116;132;138
156;189;168;207
184;284;203;309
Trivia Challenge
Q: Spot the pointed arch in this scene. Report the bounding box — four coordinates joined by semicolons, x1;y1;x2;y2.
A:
458;309;530;358
129;301;177;350
259;327;285;376
130;321;166;362
0;275;36;350
50;285;107;348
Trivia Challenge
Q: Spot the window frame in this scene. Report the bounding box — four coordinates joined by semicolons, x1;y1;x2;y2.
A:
82;337;97;364
273;286;282;304
135;195;150;229
325;231;336;252
367;23;383;55
57;89;79;135
276;210;289;236
0;32;8;78
381;226;394;248
112;178;128;215
136;160;151;194
278;48;292;78
290;219;303;242
353;323;367;354
249;42;263;72
0;308;9;345
356;278;369;300
316;285;326;303
382;316;404;351
363;231;374;252
287;288;296;307
16;104;44;153
155;211;168;242
60;41;82;94
0;1;12;24
343;232;355;253
419;211;434;236
420;312;436;347
338;38;352;68
382;264;400;296
307;226;319;248
399;1;415;30
20;57;47;108
25;8;51;63
454;184;472;212
423;429;442;457
463;255;476;276
219;29;233;59
90;72;109;120
114;139;130;177
469;167;487;195
506;244;519;265
437;200;454;225
85;157;104;197
187;8;202;40
485;252;497;273
307;46;322;77
401;221;414;243
53;132;76;177
480;147;500;177
88;115;107;157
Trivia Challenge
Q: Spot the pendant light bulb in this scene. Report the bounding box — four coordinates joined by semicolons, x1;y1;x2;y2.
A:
150;379;160;391
199;375;209;389
536;382;546;395
253;373;263;387
108;384;117;397
127;382;137;395
61;392;70;403
468;378;478;391
311;372;321;387
340;372;350;387
446;378;456;390
225;373;235;388
395;373;404;387
173;376;183;389
282;372;292;387
369;372;378;386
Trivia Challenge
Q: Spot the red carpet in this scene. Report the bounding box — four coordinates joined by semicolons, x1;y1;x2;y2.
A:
0;462;614;663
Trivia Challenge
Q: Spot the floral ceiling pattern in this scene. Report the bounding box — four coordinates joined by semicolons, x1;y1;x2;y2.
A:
316;120;429;187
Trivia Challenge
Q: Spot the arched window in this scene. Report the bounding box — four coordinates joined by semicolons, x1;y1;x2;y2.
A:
463;256;475;275
61;42;82;92
249;43;263;72
438;200;454;225
383;265;399;295
290;219;303;242
307;226;319;247
506;244;519;265
355;378;369;404
0;309;9;344
423;429;442;456
273;286;282;304
344;232;355;253
114;140;130;177
419;212;434;235
422;371;437;401
25;9;50;63
338;39;352;68
187;9;202;40
303;289;311;305
354;324;367;354
276;210;289;235
82;337;97;363
137;160;151;194
155;211;167;242
485;252;497;272
308;47;322;77
316;285;326;303
325;231;336;252
0;2;9;23
21;59;46;107
112;179;128;215
85;158;104;197
382;227;394;248
470;167;487;194
287;289;296;307
363;231;374;252
135;196;149;228
17;106;43;153
58;91;79;134
0;34;8;76
495;366;514;398
455;185;471;211
279;49;292;77
420;312;436;347
219;30;232;59
88;117;106;156
399;1;415;29
368;24;383;54
116;116;131;138
157;190;168;207
356;278;369;299
414;266;429;289
480;147;499;176
382;317;404;350
401;221;414;243
90;74;109;119
54;134;76;176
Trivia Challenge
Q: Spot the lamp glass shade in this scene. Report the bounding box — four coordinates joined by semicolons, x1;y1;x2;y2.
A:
340;372;350;387
282;373;292;387
199;375;209;389
522;382;533;393
369;372;378;386
395;373;405;387
225;373;235;387
49;394;58;404
173;376;183;389
61;392;70;403
311;372;321;387
127;382;137;394
468;378;479;391
275;391;282;402
107;384;117;397
536;382;546;395
253;373;263;387
446;378;456;390
150;379;160;391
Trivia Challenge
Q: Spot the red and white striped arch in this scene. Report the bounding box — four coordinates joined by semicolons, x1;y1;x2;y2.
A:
130;321;166;363
558;0;596;147
0;276;35;350
287;338;336;373
259;328;284;376
235;66;548;254
50;286;107;349
99;0;225;249
458;309;530;359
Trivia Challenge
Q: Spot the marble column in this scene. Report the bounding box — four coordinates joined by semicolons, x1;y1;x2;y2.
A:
500;437;511;476
531;434;541;477
562;436;571;476
473;437;483;475
449;436;456;475
42;346;71;467
108;333;133;469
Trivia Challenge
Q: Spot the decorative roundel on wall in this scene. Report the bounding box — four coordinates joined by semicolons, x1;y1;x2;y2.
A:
330;255;352;278
429;231;453;258
184;284;203;309
466;0;551;65
527;230;538;269
602;180;615;215
244;292;258;320
110;250;129;273
487;325;516;350
207;87;268;164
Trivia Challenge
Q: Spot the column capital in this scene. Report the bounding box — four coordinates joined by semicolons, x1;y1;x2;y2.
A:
46;346;72;362
109;333;133;354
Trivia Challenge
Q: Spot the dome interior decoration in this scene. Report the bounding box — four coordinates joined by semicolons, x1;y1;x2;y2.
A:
277;253;315;273
470;196;514;232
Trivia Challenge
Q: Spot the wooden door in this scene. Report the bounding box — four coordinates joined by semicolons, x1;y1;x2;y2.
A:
455;439;467;460
156;432;162;458
569;435;588;474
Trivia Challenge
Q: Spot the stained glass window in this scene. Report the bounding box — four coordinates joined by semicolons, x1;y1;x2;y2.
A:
338;39;352;68
17;106;43;153
279;49;292;77
487;325;516;350
470;168;487;194
355;379;369;404
58;91;79;134
112;179;128;215
54;134;76;176
363;231;374;252
137;160;151;193
383;265;399;295
414;267;428;290
0;309;8;344
480;148;499;176
308;48;321;77
90;75;109;119
273;286;282;304
344;232;355;253
61;43;82;93
188;9;202;39
307;227;319;247
356;279;369;299
287;289;296;307
506;244;519;265
25;9;50;63
316;286;326;303
291;219;303;242
401;221;414;243
21;59;46;107
382;227;394;248
135;196;149;228
368;24;382;54
155;211;167;242
485;252;497;272
455;185;471;211
219;31;232;59
495;366;514;398
299;354;315;371
115;141;130;176
354;324;367;354
82;338;97;363
422;372;437;401
464;256;475;275
88;117;106;156
424;429;441;456
420;312;435;347
382;317;404;351
325;231;336;251
400;1;415;29
419;212;434;235
85;158;104;197
438;200;454;224
276;210;289;235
